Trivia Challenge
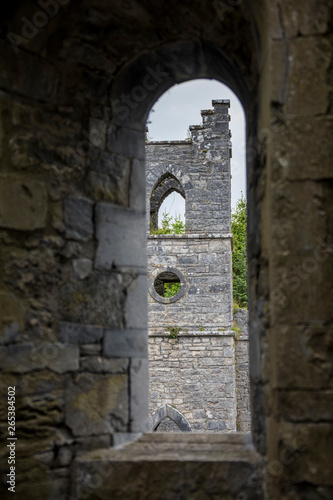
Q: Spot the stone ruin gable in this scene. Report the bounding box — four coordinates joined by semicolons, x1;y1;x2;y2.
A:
145;99;232;235
145;100;250;432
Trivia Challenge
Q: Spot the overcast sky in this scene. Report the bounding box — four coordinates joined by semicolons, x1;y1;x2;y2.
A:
147;79;246;224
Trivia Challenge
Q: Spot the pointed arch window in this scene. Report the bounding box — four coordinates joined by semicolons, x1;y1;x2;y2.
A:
149;173;185;232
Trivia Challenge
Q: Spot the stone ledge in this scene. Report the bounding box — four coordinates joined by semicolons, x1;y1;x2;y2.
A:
148;329;235;337
148;233;233;239
73;433;263;499
146;140;192;145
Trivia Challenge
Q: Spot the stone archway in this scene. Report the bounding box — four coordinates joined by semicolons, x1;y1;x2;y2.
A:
150;405;192;432
149;173;185;231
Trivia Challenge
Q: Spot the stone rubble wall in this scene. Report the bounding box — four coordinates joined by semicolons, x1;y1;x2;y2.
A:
149;334;237;431
234;309;251;432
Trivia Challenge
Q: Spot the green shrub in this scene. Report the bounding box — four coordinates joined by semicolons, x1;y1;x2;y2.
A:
232;193;248;308
151;212;186;235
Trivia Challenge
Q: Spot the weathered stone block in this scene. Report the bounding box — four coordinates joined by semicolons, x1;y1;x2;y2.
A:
80;356;129;373
271;322;333;390
59;322;104;344
0;177;47;230
125;273;148;329
95;203;147;269
60;272;126;328
107;124;145;160
130;159;146;211
130;358;149;432
103;329;148;359
64;197;93;241
65;373;128;436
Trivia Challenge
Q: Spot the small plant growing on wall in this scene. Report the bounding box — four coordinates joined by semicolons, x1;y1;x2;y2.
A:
168;325;180;339
232;321;241;340
199;325;204;331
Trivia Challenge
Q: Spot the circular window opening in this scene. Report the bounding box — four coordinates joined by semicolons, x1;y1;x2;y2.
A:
149;267;186;304
154;271;180;298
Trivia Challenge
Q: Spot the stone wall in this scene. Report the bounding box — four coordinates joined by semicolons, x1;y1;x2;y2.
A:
149;334;237;431
234;309;251;432
148;235;233;330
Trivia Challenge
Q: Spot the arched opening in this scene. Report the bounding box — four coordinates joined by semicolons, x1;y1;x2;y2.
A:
150;405;192;432
158;191;185;231
146;80;249;434
149;172;186;232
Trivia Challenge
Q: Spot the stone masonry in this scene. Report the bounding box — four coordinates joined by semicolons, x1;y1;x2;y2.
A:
146;101;250;432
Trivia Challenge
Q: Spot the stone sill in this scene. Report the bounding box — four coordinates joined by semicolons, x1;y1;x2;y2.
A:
148;233;233;240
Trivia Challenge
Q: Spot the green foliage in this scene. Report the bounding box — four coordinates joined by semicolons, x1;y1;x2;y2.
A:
164;282;181;297
232;321;241;340
231;193;248;308
151;211;186;235
199;325;204;331
167;325;180;339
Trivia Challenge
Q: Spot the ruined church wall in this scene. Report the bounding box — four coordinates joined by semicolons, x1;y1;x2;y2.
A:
149;334;236;431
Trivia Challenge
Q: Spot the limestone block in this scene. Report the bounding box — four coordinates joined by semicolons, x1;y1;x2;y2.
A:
0;177;47;230
130;358;149;432
64;197;93;241
65;373;128;436
59;322;104;344
87;149;130;204
286;37;330;116
95;203;147;269
107;124;145;160
275;390;333;423
103;329;148;359
271;322;333;390
80;357;129;374
129;159;146;212
125;273;148;329
60;272;126;328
